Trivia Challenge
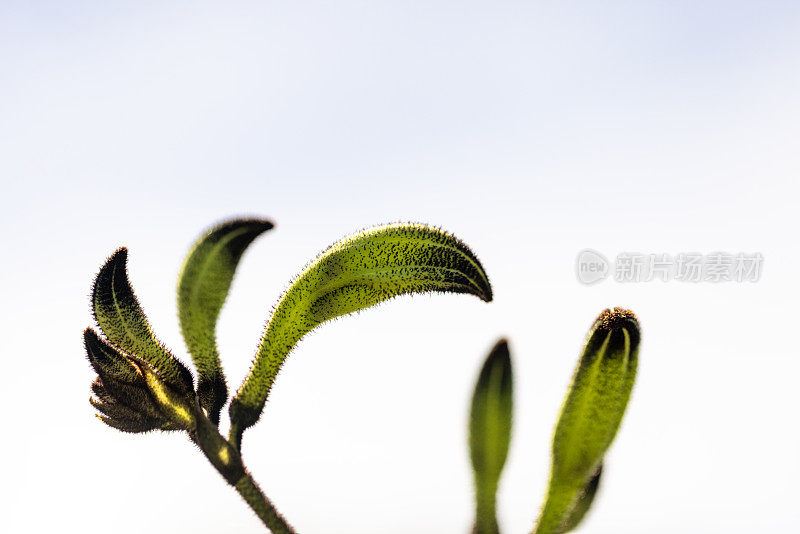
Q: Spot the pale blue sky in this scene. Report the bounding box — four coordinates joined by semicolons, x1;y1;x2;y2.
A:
2;2;799;533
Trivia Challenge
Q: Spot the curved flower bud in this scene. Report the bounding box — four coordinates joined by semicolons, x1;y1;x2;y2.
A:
533;308;639;534
85;328;196;433
229;223;492;447
469;339;513;534
92;248;194;394
177;218;274;425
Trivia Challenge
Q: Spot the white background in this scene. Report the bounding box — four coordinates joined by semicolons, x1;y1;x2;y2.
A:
2;2;799;533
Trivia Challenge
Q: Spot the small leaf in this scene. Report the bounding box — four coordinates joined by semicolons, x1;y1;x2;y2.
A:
533;308;639;534
92;248;193;394
560;465;602;533
470;339;513;534
177;218;273;425
229;223;492;446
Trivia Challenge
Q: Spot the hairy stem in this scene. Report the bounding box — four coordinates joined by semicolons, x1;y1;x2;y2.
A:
235;474;296;534
229;419;244;451
474;491;500;534
192;405;296;533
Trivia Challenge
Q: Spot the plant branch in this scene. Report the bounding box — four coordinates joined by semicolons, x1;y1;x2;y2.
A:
192;404;296;533
474;491;500;533
235;473;296;534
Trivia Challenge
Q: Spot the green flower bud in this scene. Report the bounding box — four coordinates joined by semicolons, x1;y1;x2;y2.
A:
85;328;196;433
92;248;194;395
534;308;639;534
469;339;513;534
177;218;274;425
229;223;492;448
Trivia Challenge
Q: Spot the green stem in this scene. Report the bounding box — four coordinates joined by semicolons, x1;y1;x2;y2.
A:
192;405;296;533
229;419;244;451
474;492;499;533
235;474;296;534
